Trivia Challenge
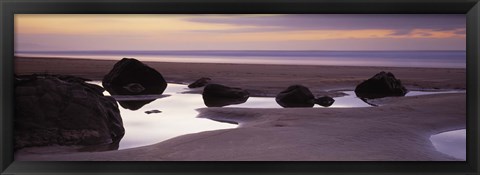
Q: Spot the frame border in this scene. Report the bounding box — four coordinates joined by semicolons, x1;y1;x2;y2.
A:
1;0;479;174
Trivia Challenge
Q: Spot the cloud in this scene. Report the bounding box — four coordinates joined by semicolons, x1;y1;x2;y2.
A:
15;14;239;35
184;14;466;35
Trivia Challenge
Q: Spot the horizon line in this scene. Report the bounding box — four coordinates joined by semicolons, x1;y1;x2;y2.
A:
15;49;467;53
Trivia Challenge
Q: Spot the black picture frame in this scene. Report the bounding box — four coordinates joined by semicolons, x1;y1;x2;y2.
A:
1;0;479;174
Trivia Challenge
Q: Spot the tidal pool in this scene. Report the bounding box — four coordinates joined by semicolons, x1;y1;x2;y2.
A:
406;90;466;96
88;81;464;150
91;82;236;150
430;129;466;160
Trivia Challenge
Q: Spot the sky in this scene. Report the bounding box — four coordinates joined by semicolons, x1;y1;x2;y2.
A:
15;14;466;51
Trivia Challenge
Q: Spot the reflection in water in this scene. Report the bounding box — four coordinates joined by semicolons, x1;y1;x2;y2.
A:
104;84;155;110
89;81;465;150
103;79;167;110
358;98;379;107
105;91;171;110
227;97;282;108
406;90;465;96
118;100;155;110
331;91;374;108
203;95;249;107
430;129;466;160
91;82;237;150
226;91;375;108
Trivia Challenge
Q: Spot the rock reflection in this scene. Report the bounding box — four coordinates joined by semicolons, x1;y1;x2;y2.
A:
358;98;379;107
117;100;155;110
106;93;171;111
203;96;249;107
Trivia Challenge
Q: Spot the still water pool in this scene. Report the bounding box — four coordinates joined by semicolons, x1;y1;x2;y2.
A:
88;81;465;151
430;129;466;160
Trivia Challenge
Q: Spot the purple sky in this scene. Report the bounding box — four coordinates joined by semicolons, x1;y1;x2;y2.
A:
15;14;466;51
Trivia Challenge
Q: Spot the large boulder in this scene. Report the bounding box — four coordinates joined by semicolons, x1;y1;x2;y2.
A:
202;84;250;107
102;58;167;96
355;71;408;99
102;58;168;110
188;77;211;88
276;85;316;108
14;74;124;150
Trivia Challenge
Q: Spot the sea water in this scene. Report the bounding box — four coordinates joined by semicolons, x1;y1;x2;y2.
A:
16;50;465;68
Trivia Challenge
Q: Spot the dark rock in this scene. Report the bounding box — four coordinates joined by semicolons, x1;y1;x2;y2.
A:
188;77;211;88
355;71;408;99
276;85;315;108
145;110;162;114
57;74;92;83
123;83;145;93
102;58;167;96
102;58;167;110
14;74;124;150
315;96;335;107
202;84;249;107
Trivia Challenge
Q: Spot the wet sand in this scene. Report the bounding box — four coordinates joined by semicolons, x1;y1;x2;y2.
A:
14;56;466;161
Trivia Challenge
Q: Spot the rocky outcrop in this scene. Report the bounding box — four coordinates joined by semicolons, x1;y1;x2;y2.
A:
188;77;211;88
275;85;316;108
355;71;408;99
315;96;335;107
14;74;124;150
102;58;168;110
202;84;250;107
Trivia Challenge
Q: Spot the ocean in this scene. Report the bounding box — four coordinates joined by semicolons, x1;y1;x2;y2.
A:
15;50;466;68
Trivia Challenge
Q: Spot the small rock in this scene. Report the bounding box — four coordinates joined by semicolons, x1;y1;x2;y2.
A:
145;110;162;114
315;96;335;107
275;85;315;108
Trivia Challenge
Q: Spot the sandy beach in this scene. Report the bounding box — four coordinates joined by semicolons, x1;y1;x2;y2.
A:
14;56;466;161
15;57;465;96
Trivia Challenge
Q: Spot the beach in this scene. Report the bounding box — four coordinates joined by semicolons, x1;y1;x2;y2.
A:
14;56;466;161
15;57;466;96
